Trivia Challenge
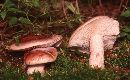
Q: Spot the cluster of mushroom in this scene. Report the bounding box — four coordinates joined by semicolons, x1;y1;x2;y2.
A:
68;16;120;69
8;16;119;75
9;34;62;75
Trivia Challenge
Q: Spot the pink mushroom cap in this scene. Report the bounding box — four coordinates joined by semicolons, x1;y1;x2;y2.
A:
9;34;62;51
24;47;58;65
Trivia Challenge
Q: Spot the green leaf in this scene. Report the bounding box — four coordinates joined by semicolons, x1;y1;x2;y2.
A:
121;10;130;17
122;27;130;33
65;1;76;14
0;11;7;20
19;17;32;24
9;17;18;25
65;1;80;15
4;0;16;9
127;35;130;40
7;8;20;12
14;36;20;46
75;0;80;15
32;0;40;7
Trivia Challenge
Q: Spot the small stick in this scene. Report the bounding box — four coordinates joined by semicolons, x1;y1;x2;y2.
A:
119;0;124;11
61;0;67;18
99;0;105;15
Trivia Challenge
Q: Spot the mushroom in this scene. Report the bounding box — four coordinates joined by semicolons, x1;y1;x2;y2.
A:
24;47;57;75
9;34;63;51
68;16;119;68
8;34;62;75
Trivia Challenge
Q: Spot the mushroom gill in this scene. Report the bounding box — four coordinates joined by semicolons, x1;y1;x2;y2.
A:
68;16;120;68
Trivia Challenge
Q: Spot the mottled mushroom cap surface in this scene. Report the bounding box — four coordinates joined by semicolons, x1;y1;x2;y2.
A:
9;34;62;51
68;16;119;51
24;47;57;65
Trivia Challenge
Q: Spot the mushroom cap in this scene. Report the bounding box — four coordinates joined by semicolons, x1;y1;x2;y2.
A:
9;34;62;51
68;16;119;50
24;47;57;65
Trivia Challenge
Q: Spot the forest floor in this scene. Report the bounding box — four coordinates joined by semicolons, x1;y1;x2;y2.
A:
0;0;130;80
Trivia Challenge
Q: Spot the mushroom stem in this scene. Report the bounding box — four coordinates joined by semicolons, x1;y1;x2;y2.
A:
89;34;104;68
27;65;45;75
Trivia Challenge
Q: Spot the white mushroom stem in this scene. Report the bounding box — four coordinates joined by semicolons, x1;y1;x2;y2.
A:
24;47;58;75
89;34;104;68
27;65;45;75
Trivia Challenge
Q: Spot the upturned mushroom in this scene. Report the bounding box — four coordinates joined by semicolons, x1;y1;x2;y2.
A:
8;34;62;75
68;16;119;68
24;47;57;75
9;34;63;51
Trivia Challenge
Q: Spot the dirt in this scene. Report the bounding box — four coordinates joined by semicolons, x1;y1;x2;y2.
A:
0;0;130;74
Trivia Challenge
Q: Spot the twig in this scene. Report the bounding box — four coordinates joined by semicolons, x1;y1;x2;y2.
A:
123;0;128;11
119;0;124;11
61;0;67;19
120;0;129;12
99;0;102;7
99;0;105;15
